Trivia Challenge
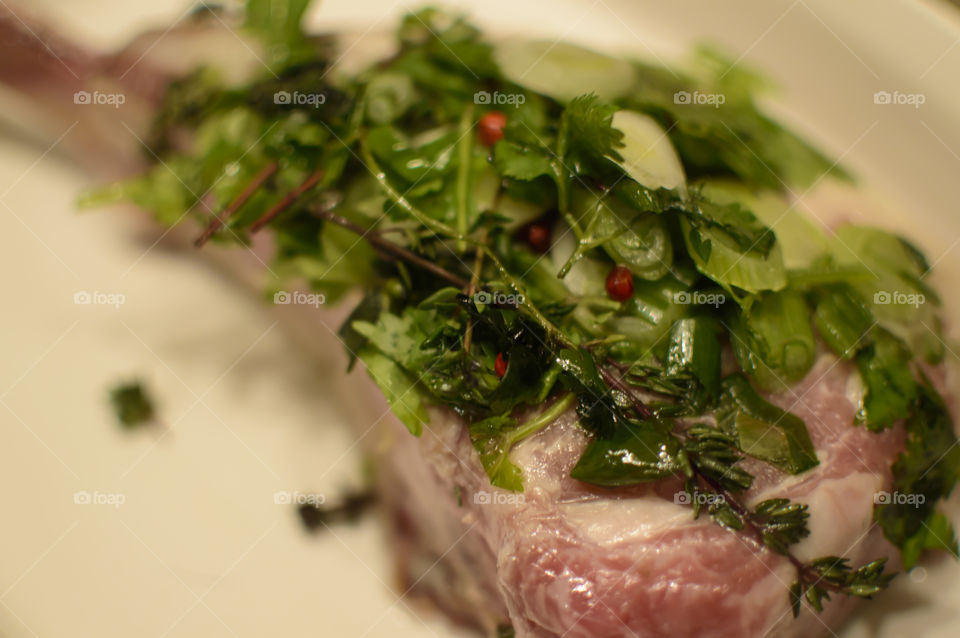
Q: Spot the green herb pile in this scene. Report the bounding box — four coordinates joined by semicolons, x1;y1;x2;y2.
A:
93;0;959;615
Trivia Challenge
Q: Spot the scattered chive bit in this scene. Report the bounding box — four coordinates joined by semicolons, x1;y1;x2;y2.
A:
297;489;377;532
495;625;516;638
109;381;155;428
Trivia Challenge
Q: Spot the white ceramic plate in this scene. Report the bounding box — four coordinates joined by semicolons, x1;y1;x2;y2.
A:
1;1;959;636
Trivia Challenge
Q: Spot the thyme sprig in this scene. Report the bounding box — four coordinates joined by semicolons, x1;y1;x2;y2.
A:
682;439;894;616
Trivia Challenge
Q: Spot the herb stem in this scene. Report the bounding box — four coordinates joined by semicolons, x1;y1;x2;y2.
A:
508;393;575;445
310;206;471;288
360;139;464;240
599;362;652;419
479;246;571;348
195;161;278;246
463;228;488;354
553;113;580;239
249;170;324;233
455;104;475;253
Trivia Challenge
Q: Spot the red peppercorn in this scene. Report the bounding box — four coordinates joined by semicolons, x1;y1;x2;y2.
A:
494;352;508;378
605;265;634;302
478;111;507;147
525;222;551;254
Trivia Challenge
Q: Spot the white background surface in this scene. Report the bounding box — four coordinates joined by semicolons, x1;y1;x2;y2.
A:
1;1;959;636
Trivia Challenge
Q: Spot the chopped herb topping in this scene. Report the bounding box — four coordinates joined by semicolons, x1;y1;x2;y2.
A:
92;0;958;615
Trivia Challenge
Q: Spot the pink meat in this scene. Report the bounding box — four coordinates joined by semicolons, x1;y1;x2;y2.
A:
372;356;907;637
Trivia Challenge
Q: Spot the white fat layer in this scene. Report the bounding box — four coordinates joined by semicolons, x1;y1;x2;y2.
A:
846;369;866;416
789;472;882;562
560;498;694;546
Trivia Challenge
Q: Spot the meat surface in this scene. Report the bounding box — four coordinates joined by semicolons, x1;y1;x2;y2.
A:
371;355;908;637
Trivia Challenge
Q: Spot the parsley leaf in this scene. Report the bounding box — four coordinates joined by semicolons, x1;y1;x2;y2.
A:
561;93;624;167
716;374;819;474
856;330;917;430
244;0;314;68
492;141;556;182
875;380;960;565
570;420;686;487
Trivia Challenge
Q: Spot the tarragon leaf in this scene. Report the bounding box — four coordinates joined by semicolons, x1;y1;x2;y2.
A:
562;93;624;166
469;415;524;492
571;420;686;487
716;374;818;474
876;380;960;564
357;347;429;436
856;330;917;430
